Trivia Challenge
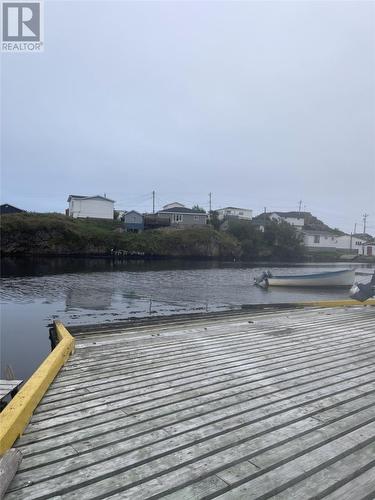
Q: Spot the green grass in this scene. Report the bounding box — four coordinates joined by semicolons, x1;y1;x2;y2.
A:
0;213;240;258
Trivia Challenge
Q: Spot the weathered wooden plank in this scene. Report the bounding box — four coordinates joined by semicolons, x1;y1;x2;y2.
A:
0;449;22;499
23;357;375;433
30;354;371;427
16;385;375;460
272;443;375;499
14;410;374;500
213;423;375;500
44;340;373;403
61;315;375;366
323;465;375;500
7;394;375;497
34;338;375;415
56;327;375;387
43;327;375;396
61;313;374;369
32;328;371;406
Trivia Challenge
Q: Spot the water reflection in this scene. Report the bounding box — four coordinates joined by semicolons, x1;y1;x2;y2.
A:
66;285;113;311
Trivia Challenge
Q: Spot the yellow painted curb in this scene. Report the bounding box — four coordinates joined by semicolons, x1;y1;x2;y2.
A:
298;299;375;308
0;321;75;455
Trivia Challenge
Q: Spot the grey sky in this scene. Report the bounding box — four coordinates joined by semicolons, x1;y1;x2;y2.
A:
1;0;374;234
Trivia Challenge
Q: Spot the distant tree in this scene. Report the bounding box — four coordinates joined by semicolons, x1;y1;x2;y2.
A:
226;219;305;261
192;205;206;213
263;220;305;260
227;220;262;259
208;210;221;230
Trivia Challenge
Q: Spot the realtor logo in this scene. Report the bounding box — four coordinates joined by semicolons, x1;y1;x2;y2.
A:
2;1;44;52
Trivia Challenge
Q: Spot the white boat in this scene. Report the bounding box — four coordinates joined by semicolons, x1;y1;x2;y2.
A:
255;269;355;288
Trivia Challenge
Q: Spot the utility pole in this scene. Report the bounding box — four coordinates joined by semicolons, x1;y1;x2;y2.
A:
363;214;369;234
209;192;212;213
298;200;302;213
350;222;357;251
152;190;155;214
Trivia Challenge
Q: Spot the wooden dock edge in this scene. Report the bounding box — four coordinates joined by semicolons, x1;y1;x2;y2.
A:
240;298;375;311
298;298;375;307
0;321;75;455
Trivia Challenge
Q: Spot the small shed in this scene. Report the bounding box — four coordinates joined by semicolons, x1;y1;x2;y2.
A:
124;211;144;233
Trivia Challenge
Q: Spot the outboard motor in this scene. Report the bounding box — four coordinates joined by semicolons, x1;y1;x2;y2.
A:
254;271;272;288
350;272;375;302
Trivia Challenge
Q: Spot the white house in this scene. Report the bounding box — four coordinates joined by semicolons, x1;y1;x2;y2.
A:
253;211;305;232
302;230;367;253
67;195;115;220
268;213;305;229
217;207;252;221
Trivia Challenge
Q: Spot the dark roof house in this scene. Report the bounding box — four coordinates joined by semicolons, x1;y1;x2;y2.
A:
157;204;208;228
0;204;25;214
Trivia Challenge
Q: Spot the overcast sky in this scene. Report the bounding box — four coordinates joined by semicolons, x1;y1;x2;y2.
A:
1;0;374;234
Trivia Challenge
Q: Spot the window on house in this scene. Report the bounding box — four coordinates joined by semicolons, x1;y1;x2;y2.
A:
314;235;320;244
239;211;244;215
194;216;199;220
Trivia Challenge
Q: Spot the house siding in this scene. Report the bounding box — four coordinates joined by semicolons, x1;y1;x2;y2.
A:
69;198;114;219
303;232;367;253
157;212;207;228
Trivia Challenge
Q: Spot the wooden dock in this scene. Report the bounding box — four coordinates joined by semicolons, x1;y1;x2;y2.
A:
5;306;375;499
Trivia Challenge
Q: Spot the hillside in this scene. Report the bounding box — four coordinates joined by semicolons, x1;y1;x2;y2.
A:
0;213;241;259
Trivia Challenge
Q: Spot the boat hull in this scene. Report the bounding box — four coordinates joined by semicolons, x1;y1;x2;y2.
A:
267;269;355;287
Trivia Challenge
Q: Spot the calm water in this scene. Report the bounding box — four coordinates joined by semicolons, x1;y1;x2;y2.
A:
1;257;373;381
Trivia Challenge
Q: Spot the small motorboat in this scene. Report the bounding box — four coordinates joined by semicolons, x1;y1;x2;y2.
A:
254;269;355;288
